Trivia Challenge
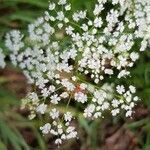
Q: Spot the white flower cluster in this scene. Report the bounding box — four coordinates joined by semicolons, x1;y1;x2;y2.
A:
84;84;138;118
0;48;5;68
2;0;150;145
40;111;77;145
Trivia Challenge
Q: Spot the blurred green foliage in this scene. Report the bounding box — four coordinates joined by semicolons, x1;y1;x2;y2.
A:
0;0;150;149
0;87;46;150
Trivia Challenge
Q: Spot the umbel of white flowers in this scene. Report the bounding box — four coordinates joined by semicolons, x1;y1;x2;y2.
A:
0;0;150;145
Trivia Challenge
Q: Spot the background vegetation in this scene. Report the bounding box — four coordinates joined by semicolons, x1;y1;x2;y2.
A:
0;0;150;149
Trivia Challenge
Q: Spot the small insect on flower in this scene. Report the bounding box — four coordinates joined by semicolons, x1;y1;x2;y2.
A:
0;48;6;68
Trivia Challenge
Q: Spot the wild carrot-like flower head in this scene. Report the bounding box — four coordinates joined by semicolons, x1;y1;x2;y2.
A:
1;0;150;145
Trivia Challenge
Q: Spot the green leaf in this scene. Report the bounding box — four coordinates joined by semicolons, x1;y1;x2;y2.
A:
145;66;150;86
33;128;46;150
0;119;29;150
143;134;150;150
78;116;91;136
0;88;19;110
5;0;48;8
127;118;149;129
0;140;7;150
0;77;8;84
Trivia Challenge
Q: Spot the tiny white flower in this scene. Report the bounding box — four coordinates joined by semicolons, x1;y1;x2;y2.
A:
58;0;66;5
60;92;69;98
66;26;74;35
104;69;113;75
111;108;120;116
116;85;125;94
61;79;75;91
133;96;139;101
50;108;59;119
72;13;80;22
55;138;62;145
130;52;139;62
64;112;72;122
94;17;103;28
40;123;51;134
129;85;136;93
84;104;95;118
101;102;110;110
118;70;130;78
126;110;132;117
36;103;47;114
80;83;87;90
88;20;93;26
56;11;65;21
74;92;87;103
140;40;147;51
49;3;55;10
81;24;88;31
49;85;56;93
65;4;71;11
50;94;61;104
94;112;102;118
58;23;63;29
93;4;104;15
112;99;120;107
41;88;50;98
71;76;76;81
